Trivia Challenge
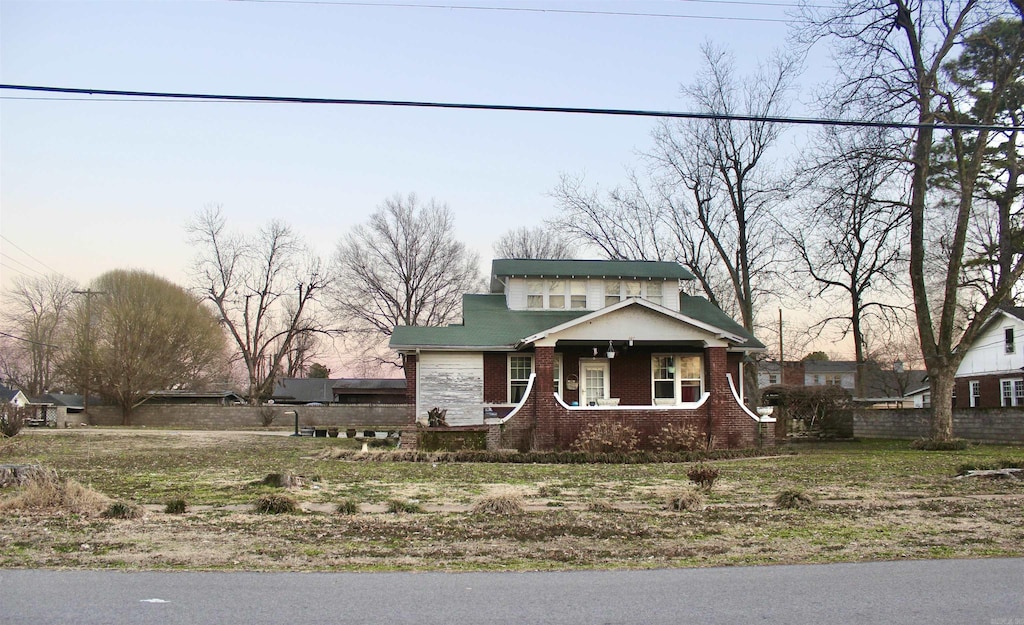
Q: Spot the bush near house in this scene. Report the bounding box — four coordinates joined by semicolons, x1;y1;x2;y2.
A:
0;405;27;438
763;385;853;439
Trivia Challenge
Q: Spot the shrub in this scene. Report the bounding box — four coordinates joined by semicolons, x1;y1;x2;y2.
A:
386;498;424;514
254;493;298;514
666;489;705;512
687;463;720;491
335;499;360;514
0;405;27;438
651;423;702;453
258;406;276;427
426;407;448;427
472;491;524;516
571;421;639;454
102;500;145;519
0;473;110;515
910;438;969;451
164;498;188;514
775;488;815;509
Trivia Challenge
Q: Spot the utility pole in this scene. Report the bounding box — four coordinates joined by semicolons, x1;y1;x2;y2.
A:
72;289;107;414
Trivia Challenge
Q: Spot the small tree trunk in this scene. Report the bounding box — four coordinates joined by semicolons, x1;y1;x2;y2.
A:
929;367;956;441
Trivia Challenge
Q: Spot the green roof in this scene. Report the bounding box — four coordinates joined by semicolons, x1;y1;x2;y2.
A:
389;292;765;350
491;259;694;292
390;294;585;349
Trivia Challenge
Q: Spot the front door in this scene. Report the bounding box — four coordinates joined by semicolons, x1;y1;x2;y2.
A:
580;360;610;406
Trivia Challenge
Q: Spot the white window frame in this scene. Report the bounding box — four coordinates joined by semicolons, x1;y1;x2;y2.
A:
526;280;544;309
1006;328;1016;354
825;374;842;386
569;281;587;309
547;279;565;309
969;380;981;408
1000;378;1023;407
604;279;666;307
767;373;779;385
509;354;534;403
651;353;704;405
646;281;663;306
553;353;563;397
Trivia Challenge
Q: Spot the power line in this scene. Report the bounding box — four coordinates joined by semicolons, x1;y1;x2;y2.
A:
0;331;60;349
225;0;799;23
2;84;1022;132
0;235;69;279
0;252;46;278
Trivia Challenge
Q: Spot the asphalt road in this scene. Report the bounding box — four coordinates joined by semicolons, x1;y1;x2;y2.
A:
3;558;1022;624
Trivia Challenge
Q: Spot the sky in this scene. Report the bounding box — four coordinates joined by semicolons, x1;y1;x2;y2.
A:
1;0;836;359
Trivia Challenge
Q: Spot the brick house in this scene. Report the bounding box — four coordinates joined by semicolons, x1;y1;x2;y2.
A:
954;304;1024;408
389;259;773;450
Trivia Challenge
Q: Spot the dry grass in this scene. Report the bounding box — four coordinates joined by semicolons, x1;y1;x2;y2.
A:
472;491;525;516
666;488;705;512
0;473;110;516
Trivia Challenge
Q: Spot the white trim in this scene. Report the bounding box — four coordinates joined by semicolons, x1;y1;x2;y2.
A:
508;353;534;404
488;373;536;424
554;391;710;410
727;373;775;422
520;298;746;346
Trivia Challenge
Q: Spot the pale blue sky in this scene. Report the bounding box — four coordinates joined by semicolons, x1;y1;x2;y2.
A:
1;0;817;294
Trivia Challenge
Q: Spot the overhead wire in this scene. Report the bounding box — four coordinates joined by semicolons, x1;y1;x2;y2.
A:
2;84;1022;132
224;0;800;23
0;235;70;280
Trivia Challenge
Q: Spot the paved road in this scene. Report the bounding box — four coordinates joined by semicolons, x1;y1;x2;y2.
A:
3;559;1022;624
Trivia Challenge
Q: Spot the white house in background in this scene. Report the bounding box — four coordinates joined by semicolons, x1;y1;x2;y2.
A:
955;304;1024;408
0;384;29;408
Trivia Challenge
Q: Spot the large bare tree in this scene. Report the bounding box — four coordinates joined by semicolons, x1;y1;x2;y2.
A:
801;0;1024;440
59;270;226;424
187;206;330;403
787;126;911;396
0;274;77;395
330;194;481;368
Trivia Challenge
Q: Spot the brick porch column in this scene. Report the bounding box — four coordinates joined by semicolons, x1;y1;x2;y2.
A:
403;353;417;424
705;346;729;446
533;346;556;450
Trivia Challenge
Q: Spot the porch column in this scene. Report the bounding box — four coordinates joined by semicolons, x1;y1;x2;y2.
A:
403;353;418;425
705;347;729;445
533;346;556;450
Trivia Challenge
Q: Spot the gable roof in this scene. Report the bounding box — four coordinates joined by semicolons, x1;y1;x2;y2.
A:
998;303;1024;322
390;292;765;350
0;385;22;403
490;259;695;292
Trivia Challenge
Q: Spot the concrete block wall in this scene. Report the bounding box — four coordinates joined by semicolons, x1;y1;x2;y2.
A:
853;408;1024;443
85;404;412;430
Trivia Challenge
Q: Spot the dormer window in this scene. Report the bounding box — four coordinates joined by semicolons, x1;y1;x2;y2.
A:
548;280;565;309
570;281;587;309
604;279;663;307
527;280;544;309
647;281;662;306
604;280;620;306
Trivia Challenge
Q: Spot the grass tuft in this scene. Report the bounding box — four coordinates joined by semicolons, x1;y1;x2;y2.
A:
587;500;618;513
335;499;360;515
666;488;705;512
0;473;110;515
260;472;299;488
254;493;299;514
775;488;815;509
386;498;424;514
472;491;525;516
164;498;188;514
102;500;145;519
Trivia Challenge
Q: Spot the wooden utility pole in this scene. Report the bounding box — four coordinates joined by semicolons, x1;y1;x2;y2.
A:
72;289;106;414
778;308;784;382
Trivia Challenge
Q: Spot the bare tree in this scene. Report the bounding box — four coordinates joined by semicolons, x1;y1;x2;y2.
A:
187;206;330;404
650;42;800;335
787;126;912;395
801;0;1024;441
330;194;482;368
493;226;576;259
59;270;226;424
0;274;78;395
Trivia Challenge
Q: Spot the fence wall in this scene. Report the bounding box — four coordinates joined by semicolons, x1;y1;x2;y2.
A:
82;404;412;430
853;408;1024;444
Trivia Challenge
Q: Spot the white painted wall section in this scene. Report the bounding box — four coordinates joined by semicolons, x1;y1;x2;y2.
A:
534;306;729;347
957;314;1024;376
417;352;484;426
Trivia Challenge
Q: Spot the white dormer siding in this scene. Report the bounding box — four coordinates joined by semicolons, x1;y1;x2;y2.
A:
505;277;679;312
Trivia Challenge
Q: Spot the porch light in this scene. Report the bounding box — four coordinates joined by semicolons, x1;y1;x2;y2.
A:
607;341;616;359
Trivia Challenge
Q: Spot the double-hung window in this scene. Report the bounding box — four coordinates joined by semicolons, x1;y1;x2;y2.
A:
570;281;587;309
651;354;703;404
969;380;981;408
604;280;621;307
509;355;534;403
526;280;544;309
1001;379;1024;407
